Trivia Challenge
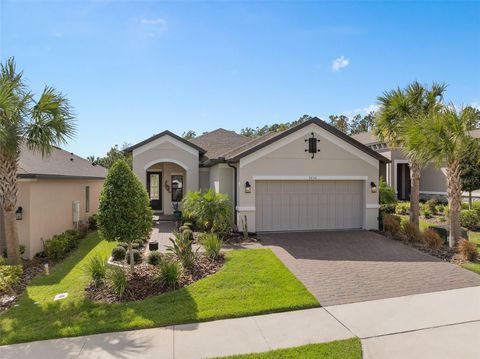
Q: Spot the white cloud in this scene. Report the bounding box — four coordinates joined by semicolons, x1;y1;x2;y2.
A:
343;104;379;117
140;18;166;25
331;56;349;71
53;32;63;38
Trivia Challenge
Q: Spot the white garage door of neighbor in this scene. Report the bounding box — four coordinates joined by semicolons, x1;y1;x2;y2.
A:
255;180;364;231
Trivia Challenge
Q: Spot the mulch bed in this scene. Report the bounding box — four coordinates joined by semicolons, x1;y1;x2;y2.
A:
224;232;259;244
0;257;52;313
85;254;225;303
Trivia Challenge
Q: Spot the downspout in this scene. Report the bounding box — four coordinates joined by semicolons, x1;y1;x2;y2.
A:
227;161;238;226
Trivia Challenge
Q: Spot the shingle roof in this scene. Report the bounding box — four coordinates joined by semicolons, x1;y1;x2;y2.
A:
350;131;382;145
124;130;206;154
18;145;107;179
189;128;251;161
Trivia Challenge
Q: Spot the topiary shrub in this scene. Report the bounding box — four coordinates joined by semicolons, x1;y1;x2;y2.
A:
118;242;128;249
147;251;162;265
111;246;126;261
97;160;153;271
460;210;479;229
126;249;142;265
423;229;443;249
395;202;410;215
458;239;478;262
131;242;140;250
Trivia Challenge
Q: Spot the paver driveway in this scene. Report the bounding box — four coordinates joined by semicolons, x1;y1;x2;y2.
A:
260;230;480;306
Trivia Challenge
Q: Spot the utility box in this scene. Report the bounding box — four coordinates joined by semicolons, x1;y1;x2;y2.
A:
72;200;80;226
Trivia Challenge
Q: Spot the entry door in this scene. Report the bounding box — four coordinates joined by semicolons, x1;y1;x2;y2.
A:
396;164;411;200
147;172;162;210
256;180;363;231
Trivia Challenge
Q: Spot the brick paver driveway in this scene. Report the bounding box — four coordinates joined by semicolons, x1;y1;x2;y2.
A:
260;230;480;306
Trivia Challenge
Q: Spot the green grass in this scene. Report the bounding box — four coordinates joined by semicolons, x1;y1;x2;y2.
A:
0;233;318;345
216;338;362;359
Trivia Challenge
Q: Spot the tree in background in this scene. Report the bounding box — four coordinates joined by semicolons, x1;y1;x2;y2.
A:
239;115;312;138
88;143;132;169
350;112;375;135
328;115;349;133
182;130;196;140
404;105;480;246
459;137;480;208
375;81;446;232
97;160;152;271
0;58;75;264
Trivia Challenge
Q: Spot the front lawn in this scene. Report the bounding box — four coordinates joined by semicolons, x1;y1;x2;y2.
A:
216;338;362;359
462;231;480;274
0;233;318;345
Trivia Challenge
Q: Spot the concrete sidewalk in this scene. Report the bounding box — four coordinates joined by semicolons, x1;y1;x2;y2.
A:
0;308;354;359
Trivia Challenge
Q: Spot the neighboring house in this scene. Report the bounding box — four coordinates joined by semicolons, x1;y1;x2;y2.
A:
351;129;480;201
126;118;389;232
0;146;107;259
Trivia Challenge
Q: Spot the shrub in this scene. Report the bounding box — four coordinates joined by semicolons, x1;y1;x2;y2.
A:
380;204;396;217
379;177;397;205
118;242;128;249
460;210;479;229
425;198;439;213
383;214;401;235
109;267;127;300
472;201;480;215
78;222;89;239
422;208;432;219
201;233;223;260
182;189;232;233
44;229;81;260
168;231;196;269
439;216;446;222
131;242;140;250
436;204;445;214
458;239;478;262
84;255;107;286
134;238;146;246
147;251;162;265
0;264;22;294
423;229;443;249
97;160;153;271
402;222;422;243
395;202;410;215
126;249;142;265
461;202;469;210
111;246;126;261
3;245;26;259
88;214;98;230
156;260;181;289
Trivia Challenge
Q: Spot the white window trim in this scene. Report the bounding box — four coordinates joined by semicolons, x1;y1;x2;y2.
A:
240;124;379;169
133;135;199;157
236;206;256;211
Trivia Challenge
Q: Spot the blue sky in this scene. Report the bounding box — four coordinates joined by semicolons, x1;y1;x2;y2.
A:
1;0;479;157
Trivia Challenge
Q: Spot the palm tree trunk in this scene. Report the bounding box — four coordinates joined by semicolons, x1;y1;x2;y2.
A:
446;160;462;247
0;151;21;264
409;160;421;231
0;207;6;257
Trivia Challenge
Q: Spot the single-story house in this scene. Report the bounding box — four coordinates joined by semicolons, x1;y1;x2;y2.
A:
126;118;389;232
351;129;480;201
0;146;107;259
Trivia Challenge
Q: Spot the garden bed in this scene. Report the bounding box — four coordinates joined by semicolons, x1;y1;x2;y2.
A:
86;254;225;302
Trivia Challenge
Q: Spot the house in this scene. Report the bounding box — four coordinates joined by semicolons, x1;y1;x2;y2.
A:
126;118;389;232
351;129;480;201
0;146;107;259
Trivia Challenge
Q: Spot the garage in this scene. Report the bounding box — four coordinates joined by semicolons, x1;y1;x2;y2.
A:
255;180;364;231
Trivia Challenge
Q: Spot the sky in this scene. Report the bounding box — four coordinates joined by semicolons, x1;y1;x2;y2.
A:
1;0;479;158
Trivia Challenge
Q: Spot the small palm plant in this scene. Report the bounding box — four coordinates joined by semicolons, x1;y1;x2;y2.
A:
167;231;196;269
201;233;223;260
403;105;480;246
84;255;108;287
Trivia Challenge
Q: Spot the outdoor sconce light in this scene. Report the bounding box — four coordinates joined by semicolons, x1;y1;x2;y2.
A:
370;182;377;193
245;181;252;193
16;206;23;220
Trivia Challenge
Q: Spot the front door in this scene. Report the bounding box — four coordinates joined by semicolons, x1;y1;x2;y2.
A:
396;163;411;200
147;172;162;211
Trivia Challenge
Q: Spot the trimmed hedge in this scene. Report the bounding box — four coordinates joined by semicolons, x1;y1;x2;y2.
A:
44;229;81;260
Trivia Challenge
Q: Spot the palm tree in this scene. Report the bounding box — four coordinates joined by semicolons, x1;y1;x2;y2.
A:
0;58;75;264
403;105;480;246
374;81;446;230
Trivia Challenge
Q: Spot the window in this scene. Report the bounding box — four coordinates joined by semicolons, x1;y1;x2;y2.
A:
85;186;90;213
171;175;183;202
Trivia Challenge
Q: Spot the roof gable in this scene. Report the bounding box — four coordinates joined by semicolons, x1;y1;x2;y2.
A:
125;130;206;154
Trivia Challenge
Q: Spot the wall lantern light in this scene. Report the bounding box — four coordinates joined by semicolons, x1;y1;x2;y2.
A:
245;181;252;193
16;206;23;220
370;182;377;193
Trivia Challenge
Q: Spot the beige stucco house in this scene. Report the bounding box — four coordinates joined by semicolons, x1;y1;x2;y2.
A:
351;129;480;201
126;118;389;232
0;146;107;259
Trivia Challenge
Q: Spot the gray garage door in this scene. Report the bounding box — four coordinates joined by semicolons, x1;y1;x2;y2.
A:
256;180;364;231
